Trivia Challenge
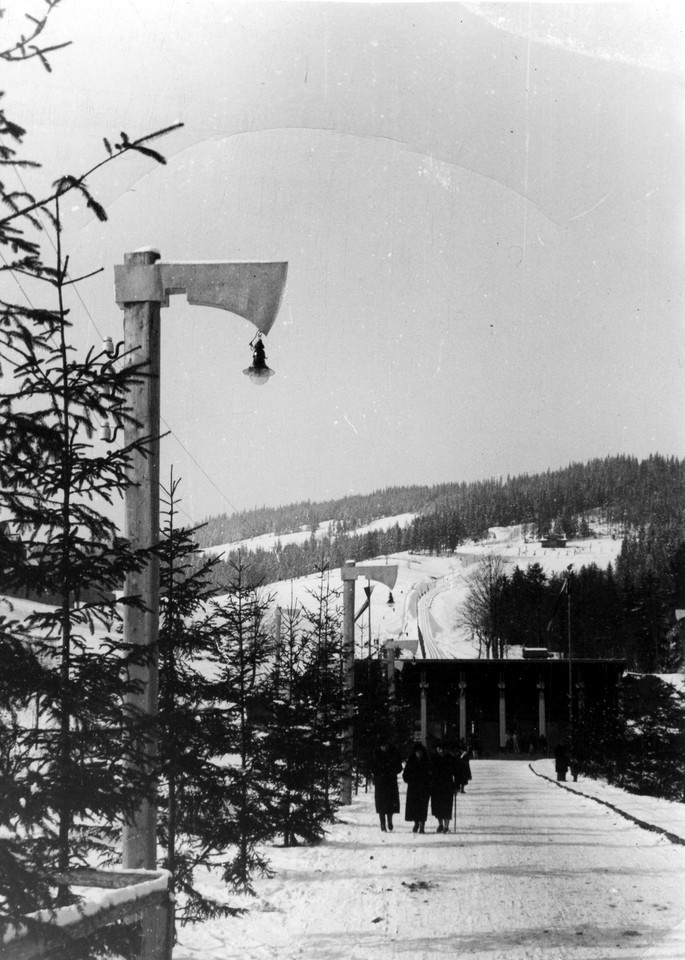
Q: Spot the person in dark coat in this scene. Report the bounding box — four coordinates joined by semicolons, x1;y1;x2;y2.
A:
569;742;583;782
430;742;456;833
403;742;430;833
370;740;402;832
455;742;472;794
554;740;569;781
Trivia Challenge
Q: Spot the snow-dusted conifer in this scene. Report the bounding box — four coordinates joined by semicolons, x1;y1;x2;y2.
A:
156;471;245;923
296;563;345;822
0;11;182;937
208;557;276;894
262;604;327;847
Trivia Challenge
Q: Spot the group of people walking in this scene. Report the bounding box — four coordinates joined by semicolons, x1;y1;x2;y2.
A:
371;739;472;834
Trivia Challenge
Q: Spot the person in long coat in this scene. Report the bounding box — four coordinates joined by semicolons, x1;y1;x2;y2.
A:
370;741;402;832
430;742;456;833
403;742;430;834
554;740;569;781
455;742;472;794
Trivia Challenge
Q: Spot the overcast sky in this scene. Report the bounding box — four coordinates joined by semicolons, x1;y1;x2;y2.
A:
9;1;685;524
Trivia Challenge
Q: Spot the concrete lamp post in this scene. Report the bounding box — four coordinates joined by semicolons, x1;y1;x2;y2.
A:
114;249;287;870
383;634;418;726
340;560;398;805
565;564;574;732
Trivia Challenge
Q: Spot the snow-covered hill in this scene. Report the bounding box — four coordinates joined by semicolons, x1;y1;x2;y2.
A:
203;513;417;560
3;522;623;663
211;522;624;661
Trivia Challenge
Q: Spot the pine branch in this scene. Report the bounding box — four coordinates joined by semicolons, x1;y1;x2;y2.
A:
0;1;71;66
1;123;184;228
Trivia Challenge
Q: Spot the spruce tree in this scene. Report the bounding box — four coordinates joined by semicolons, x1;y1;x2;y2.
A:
156;471;244;923
0;6;183;939
207;558;276;894
298;563;344;821
262;604;327;847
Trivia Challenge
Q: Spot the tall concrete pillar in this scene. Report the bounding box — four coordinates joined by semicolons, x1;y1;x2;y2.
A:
420;672;428;745
458;671;467;741
385;640;396;719
537;676;546;744
341;560;356;805
121;249;161;871
340;560;397;803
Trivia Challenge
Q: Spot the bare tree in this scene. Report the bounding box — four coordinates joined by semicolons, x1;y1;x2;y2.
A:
457;555;509;659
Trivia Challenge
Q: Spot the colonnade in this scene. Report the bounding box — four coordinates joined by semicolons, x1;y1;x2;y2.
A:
417;670;550;748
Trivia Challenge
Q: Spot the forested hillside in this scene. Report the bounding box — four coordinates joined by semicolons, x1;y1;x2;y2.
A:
193;485;434;547
197;453;684;563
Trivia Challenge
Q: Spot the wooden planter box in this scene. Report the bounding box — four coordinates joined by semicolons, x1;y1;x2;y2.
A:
2;868;173;960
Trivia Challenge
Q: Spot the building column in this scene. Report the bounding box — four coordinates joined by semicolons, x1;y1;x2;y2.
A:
384;640;396;719
420;672;428;745
458;671;467;741
537;675;546;743
498;673;506;750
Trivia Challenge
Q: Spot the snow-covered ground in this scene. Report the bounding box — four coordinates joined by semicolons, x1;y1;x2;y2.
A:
5;525;684;958
455;523;623;576
174;758;685;960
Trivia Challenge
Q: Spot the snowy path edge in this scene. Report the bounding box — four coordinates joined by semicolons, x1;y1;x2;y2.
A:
529;762;685;846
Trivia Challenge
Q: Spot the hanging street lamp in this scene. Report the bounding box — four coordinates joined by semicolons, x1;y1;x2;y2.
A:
114;250;287;870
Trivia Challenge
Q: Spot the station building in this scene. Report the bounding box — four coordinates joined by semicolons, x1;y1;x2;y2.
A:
389;651;625;754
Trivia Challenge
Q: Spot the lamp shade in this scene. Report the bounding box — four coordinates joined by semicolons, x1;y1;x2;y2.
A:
243;337;275;385
243;363;275;385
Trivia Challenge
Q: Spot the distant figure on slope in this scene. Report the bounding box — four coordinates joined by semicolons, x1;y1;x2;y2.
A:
371;740;403;832
403;742;431;834
554;740;569;782
430;742;456;833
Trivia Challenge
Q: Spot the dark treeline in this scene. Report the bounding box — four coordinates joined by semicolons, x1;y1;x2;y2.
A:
423;453;685;537
577;673;685;802
499;526;681;672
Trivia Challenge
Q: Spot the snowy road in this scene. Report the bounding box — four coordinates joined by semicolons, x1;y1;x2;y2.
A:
174;760;685;960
